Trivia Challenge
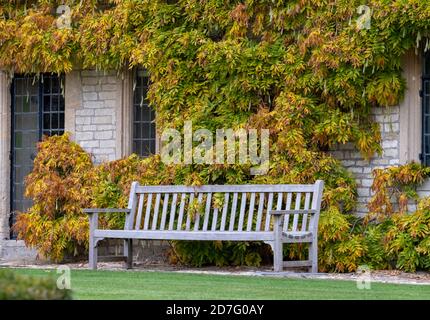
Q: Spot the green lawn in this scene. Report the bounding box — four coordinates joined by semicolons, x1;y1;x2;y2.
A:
5;268;430;300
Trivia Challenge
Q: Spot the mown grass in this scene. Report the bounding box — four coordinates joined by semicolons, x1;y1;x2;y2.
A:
5;268;430;300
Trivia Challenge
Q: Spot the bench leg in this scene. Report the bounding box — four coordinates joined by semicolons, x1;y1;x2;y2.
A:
89;238;98;270
125;239;133;269
273;239;283;272
273;215;283;272
309;240;318;273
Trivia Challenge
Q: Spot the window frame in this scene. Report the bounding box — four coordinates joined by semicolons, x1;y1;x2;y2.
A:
131;69;157;158
422;51;430;166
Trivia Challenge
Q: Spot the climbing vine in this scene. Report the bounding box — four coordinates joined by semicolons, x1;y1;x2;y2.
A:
5;1;430;269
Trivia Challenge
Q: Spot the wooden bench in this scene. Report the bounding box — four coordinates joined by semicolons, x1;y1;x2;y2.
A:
84;180;324;272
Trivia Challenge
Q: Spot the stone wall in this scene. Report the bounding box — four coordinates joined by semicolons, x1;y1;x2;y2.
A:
73;70;121;163
331;106;401;216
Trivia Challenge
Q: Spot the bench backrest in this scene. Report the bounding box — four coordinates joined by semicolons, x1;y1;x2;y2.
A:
125;181;324;234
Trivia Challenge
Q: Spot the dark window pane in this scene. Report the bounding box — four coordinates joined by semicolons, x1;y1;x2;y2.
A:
132;70;156;157
14;132;22;148
426;52;430;76
150;140;156;154
43;114;50;130
23;97;30;112
14;96;23;113
134;105;141;122
51;95;59;111
43;95;51;112
15;79;24;95
426;135;430;154
30;96;38;112
150;123;156;139
43;76;51;93
51;113;59;130
133;123;141;139
142;106;151;121
59;113;65;129
51;78;59;93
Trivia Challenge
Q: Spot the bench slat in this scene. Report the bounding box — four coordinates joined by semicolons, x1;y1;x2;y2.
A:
177;193;186;231
94;229;275;241
202;193;212;231
160;193;170;230
211;208;219;231
255;192;264;231
246;192;256;231
275;192;283;231
229;192;238;231
126;182;139;230
220;193;229;231
292;193;301;232
143;193;152;230
193;193;204;231
301;192;311;232
168;193;178;231
134;194;145;230
264;192;274;231
237;193;247;231
283;193;292;232
185;193;194;231
150;193;161;230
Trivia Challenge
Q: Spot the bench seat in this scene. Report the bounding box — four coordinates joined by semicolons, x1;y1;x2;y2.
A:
94;230;313;242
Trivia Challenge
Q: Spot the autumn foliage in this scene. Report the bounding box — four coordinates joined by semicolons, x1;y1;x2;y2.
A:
13;133;94;260
5;2;430;270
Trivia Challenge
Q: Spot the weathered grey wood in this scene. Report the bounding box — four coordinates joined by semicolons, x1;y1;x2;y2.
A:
126;182;139;230
136;184;315;194
88;212;98;270
229;192;238;231
283;260;312;268
143;193;153;230
264;193;274;231
194;193;204;231
276;192;283;212
177;193;186;231
160;193;170;231
185;193;195;231
126;239;133;269
150;193;161;230
271;192;283;234
301;192;311;232
273;214;283;272
270;210;317;215
237;193;247;231
255;193;264;231
283;193;292;232
220;193;229;231
202;193;212;231
87;180;325;273
168;193;178;231
284;231;312;239
94;229;275;241
246;192;256;231
134;194;145;230
83;208;131;213
292;193;301;232
309;180;324;273
211;208;219;231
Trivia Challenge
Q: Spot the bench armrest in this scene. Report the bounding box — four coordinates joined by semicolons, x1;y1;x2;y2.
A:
269;209;317;215
83;208;131;214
